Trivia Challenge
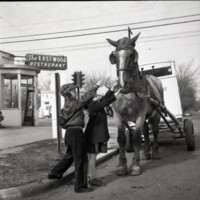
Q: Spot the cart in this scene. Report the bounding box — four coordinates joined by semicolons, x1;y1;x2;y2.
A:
125;61;195;152
147;96;195;151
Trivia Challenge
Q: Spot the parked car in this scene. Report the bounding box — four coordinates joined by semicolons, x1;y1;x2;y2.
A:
0;110;4;125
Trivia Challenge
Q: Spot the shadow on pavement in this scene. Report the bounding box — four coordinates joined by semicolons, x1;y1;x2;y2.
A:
140;134;200;173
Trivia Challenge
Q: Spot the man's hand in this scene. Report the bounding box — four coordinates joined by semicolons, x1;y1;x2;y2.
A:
110;84;116;92
111;82;119;92
114;88;123;97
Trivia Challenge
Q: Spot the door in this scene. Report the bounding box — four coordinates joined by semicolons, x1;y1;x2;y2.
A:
21;75;34;126
23;87;34;126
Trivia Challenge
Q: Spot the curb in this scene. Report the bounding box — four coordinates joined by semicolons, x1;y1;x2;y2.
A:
0;148;119;200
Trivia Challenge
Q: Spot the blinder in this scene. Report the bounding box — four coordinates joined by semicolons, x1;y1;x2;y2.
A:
109;51;116;64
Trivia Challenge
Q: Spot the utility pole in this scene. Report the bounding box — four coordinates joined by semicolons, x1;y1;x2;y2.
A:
55;73;62;154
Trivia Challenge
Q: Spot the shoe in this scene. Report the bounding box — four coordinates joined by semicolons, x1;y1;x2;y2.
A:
47;173;62;179
89;177;106;186
75;187;94;193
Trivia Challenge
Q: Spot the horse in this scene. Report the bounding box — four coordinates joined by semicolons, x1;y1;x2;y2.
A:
107;33;164;176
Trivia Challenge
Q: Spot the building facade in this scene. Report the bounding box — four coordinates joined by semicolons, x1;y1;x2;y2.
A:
0;51;40;126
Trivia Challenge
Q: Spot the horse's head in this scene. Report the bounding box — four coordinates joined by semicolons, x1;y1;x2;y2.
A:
107;33;140;88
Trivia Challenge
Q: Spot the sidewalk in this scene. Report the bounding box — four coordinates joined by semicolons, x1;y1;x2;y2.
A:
0;118;52;150
0;148;119;200
0;117;117;150
0;118;119;200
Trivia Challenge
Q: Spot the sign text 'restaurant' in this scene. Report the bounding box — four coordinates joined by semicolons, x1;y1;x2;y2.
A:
25;54;67;70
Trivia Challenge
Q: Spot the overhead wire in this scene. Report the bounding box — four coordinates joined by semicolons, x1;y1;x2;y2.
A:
12;30;200;53
0;13;200;40
0;4;148;28
0;16;52;49
14;41;200;55
13;31;200;54
0;2;188;29
0;19;200;44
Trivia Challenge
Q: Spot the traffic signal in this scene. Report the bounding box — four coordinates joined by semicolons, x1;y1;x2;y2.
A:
79;71;85;88
72;71;85;88
71;72;78;85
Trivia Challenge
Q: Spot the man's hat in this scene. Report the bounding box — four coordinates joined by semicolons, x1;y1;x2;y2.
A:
60;83;77;96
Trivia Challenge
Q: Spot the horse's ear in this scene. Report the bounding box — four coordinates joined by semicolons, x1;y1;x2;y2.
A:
130;32;141;46
107;39;118;47
109;51;116;64
133;50;139;63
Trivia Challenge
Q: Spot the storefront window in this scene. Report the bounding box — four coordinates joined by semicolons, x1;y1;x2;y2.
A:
2;73;19;108
21;75;33;85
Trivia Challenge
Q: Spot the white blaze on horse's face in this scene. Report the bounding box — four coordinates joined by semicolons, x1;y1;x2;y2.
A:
117;50;132;88
118;50;126;87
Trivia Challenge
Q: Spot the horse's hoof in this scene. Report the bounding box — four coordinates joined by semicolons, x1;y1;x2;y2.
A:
116;165;128;176
152;145;160;159
129;166;141;176
142;152;151;160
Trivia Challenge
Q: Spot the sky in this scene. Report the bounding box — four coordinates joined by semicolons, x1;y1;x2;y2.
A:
0;1;200;95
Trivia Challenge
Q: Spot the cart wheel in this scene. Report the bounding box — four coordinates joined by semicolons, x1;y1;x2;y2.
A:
125;130;134;152
184;119;195;151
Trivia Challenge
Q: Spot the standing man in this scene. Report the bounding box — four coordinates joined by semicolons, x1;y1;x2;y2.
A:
48;82;100;193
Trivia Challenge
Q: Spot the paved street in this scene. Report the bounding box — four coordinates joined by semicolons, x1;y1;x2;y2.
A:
25;117;200;200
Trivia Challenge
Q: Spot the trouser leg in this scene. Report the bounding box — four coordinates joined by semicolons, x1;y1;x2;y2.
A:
67;129;88;190
50;131;73;176
82;142;88;187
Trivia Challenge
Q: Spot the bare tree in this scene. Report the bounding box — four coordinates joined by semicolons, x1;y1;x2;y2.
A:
175;60;200;112
83;71;116;90
38;71;52;91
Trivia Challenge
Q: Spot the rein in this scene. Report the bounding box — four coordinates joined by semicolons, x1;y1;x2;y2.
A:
119;75;149;99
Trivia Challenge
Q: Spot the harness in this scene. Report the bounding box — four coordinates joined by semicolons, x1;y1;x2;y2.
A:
114;46;159;119
114;46;148;99
120;76;148;99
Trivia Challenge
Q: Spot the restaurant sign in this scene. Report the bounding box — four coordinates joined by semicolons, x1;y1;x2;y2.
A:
25;54;67;70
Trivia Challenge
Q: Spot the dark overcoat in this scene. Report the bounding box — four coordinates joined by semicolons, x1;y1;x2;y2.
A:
85;90;116;145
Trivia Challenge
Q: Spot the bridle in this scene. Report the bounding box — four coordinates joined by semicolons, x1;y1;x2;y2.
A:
113;46;148;98
114;46;139;78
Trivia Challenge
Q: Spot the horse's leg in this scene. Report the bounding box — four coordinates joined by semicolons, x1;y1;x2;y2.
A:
117;122;128;176
142;121;151;160
151;116;160;160
129;117;144;176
